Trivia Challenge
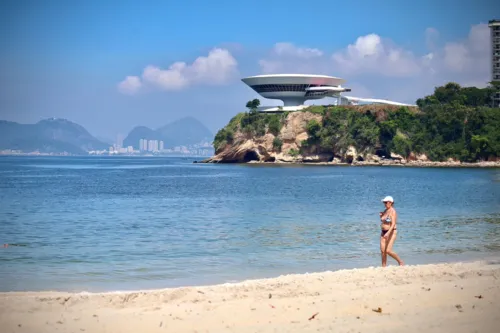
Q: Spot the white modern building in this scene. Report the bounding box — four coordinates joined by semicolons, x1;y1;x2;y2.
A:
241;74;416;112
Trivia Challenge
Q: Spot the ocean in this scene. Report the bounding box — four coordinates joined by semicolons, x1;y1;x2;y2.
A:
0;156;499;292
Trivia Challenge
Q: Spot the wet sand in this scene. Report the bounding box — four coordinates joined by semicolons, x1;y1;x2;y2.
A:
1;260;499;333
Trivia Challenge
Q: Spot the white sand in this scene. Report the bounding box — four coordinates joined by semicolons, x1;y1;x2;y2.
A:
1;260;500;333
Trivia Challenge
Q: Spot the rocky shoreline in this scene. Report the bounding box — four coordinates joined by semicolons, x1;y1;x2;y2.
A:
196;158;500;168
206;110;499;169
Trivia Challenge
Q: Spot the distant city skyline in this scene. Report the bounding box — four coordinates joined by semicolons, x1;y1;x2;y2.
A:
85;136;214;157
0;1;497;138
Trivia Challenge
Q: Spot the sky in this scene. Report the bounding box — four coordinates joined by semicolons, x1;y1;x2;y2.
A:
0;0;498;142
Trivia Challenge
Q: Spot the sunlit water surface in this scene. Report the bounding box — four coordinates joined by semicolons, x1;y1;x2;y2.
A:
0;156;499;292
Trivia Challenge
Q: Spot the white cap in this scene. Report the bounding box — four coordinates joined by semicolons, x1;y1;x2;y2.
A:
382;196;394;203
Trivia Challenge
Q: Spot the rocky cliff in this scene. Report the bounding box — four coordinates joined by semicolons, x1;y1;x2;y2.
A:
202;103;500;167
206;111;322;163
204;106;408;164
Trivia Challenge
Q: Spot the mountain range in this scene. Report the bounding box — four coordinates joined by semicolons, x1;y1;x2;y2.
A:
0;118;108;154
123;116;213;149
0;116;213;154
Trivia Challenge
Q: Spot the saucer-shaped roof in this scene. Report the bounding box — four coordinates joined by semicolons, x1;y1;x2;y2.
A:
241;74;345;86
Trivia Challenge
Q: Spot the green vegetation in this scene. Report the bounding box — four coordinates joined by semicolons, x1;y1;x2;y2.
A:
213;83;500;162
267;115;282;136
305;105;326;115
288;148;299;157
245;98;261;111
239;112;285;137
213;99;287;152
273;137;283;152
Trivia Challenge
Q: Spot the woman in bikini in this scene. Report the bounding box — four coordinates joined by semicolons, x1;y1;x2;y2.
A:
379;196;404;267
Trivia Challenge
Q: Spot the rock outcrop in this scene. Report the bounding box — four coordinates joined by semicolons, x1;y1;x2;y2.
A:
202;108;500;168
206;111;383;165
206;112;323;164
206;139;276;163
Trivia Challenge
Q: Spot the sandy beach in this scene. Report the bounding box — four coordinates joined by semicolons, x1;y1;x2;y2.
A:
1;260;499;333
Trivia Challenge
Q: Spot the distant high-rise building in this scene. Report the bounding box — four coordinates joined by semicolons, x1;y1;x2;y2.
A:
153;140;159;152
116;134;124;148
489;19;500;107
142;139;148;151
139;139;144;151
148;140;154;151
160;141;164;151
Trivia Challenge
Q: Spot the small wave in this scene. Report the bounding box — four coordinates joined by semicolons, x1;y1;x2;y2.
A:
297;175;344;179
148;173;238;178
24;164;175;170
4;174;79;178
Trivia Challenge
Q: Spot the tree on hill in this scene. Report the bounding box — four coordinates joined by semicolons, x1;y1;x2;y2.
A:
489;80;500;88
416;82;497;108
245;99;261;113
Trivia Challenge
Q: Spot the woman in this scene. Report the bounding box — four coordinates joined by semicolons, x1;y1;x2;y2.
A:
379;196;404;267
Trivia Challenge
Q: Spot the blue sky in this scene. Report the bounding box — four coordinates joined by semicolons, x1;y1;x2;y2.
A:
0;0;498;142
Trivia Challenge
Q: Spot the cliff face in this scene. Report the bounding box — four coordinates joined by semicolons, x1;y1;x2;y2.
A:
204;109;387;164
204;103;500;166
215;112;328;163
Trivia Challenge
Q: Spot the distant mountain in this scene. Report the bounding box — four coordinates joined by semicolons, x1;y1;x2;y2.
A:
123;116;213;148
124;126;156;144
0;118;108;154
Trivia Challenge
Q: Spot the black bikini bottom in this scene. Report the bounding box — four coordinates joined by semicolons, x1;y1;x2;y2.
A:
381;229;397;237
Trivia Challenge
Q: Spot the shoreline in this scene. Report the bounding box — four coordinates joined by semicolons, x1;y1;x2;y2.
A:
199;159;500;168
0;257;498;296
2;259;500;332
2;254;498;296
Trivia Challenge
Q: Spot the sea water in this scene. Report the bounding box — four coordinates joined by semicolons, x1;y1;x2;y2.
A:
0;156;499;292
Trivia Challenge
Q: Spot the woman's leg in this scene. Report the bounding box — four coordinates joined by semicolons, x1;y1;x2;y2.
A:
386;230;404;266
380;234;388;267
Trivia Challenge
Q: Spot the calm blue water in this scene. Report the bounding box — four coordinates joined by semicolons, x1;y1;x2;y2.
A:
0;156;499;292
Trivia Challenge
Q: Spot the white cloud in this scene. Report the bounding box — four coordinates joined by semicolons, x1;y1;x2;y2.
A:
273;42;323;58
331;34;421;77
117;76;142;95
256;23;491;103
118;48;238;94
349;34;382;57
142;63;190;90
443;43;469;71
442;24;490;75
258;43;329;74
